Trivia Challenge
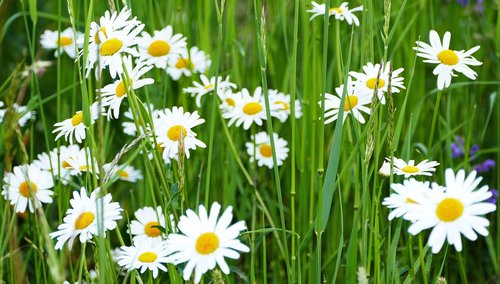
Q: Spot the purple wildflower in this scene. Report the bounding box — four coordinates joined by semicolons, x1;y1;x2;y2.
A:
474;159;496;173
487;189;498;204
456;0;467;6
469;144;479;156
451;136;465;158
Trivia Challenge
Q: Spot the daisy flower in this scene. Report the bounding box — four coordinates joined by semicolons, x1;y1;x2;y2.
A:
2;164;54;213
50;187;122;250
152;106;206;160
349;61;405;104
166;46;210;80
268;89;303;122
390;157;440;178
138;25;187;69
63;147;100;177
307;1;363;26
378;161;392;177
117;241;172;278
414;30;482;90
408;169;496;253
53;102;102;144
32;145;81;184
165;202;250;284
245;131;289;169
40;27;83;58
98;56;154;119
103;163;143;183
129;206;166;243
218;90;242;115
0;102;36;127
122;103;158;137
323;81;372;124
223;87;276;130
382;179;432;221
183;75;237;107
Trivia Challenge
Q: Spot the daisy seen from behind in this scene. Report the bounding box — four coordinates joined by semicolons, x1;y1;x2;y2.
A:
414;30;482;90
165;202;250;284
117;241;172;278
246;131;289;169
268;89;303;122
183;75;237;107
53;102;102;144
407;169;496;253
40;27;83;59
323;80;372;124
129;206;166;244
390;157;440;178
166;46;210;80
307;1;363;26
138;25;187;69
2;164;54;213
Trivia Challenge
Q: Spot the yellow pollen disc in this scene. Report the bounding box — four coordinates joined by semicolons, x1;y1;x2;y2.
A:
71;112;83;126
138;252;158;263
275;101;290;110
175;58;194;70
343;95;359;112
19;181;38;197
436;198;464;222
401;165;419;173
148;40;171;57
329;7;344;14
204;83;214;90
115;81;128;97
144;221;162;237
437;49;459;66
167;125;188;141
74;212;95;229
94;27;107;44
56;36;73;46
366;78;385;89
243;102;263;115
195;232;220;255
226;98;235;107
259;144;273;158
62;159;72;169
119;170;129;178
100;38;123;56
79;165;89;171
405;197;418;204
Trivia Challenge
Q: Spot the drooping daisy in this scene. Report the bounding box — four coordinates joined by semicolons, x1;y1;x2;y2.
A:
323;81;372;124
63;147;100;177
246;131;289;169
2;164;54;213
117;241;171;278
40;27;83;59
223;87;276;130
378;161;391;177
166;46;210;80
307;1;363;26
138;25;187;69
53;102;102;144
382;179;432;221
122;103;158;137
32;145;81;184
390;157;440;178
98;56;154;119
129;206;166;243
50;187;122;250
414;30;482;90
349;61;405;104
268;89;303;122
408;169;496;253
165;202;250;284
103;163;143;183
183;75;237;107
152;106;206;160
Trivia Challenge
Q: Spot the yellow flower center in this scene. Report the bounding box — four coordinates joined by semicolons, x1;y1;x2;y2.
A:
148;40;171;57
144;221;162;237
115;81;128;97
79;165;89;171
19;181;38;197
243;102;263;115
74;212;95;230
275;101;290;110
437;49;459;66
71;111;83;126
405;197;418;204
259;144;273;158
175;58;194;70
167;125;187;141
99;38;123;56
119;170;129;178
401;165;419;173
56;36;73;46
436;198;464;222
138;252;158;263
343;95;359;112
195;232;220;255
329;7;344;14
204;83;214;90
62;160;72;169
366;78;385;89
94;27;107;44
226;98;235;107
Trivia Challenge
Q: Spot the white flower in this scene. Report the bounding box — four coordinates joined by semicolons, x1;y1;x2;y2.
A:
103;163;142;183
152;106;206;160
218;91;242;115
138;25;187;69
98;56;154;119
40;27;83;58
183;75;237;107
390;157;440;178
378;161;391;177
166;202;249;284
2;164;54;213
223;87;276;130
408;169;496;253
117;241;171;278
129;206;166;244
246;131;289;169
32;145;81;184
307;1;363;26
0;102;36;127
63;147;100;177
268;89;303;122
53;102;102;144
50;187;122;250
349;61;405;104
414;30;482;90
166;46;210;80
323;81;372;124
121;103;158;137
382;179;432;221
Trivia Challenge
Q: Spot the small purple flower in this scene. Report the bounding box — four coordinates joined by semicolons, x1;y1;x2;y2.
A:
487;189;498;204
456;0;467;6
451;137;465;158
474;159;496;173
477;0;484;14
469;144;479;156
